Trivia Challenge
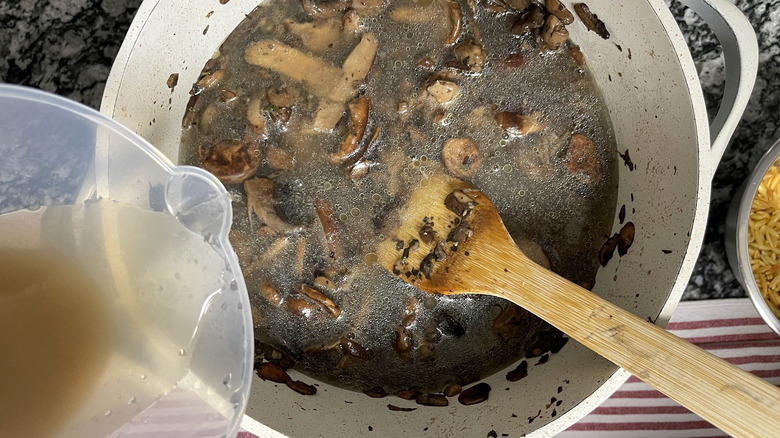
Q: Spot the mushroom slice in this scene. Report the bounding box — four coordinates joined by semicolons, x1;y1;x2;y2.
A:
510;5;545;35
260;281;283;306
198;140;261;184
300;284;341;318
245;40;344;100
340;33;378;90
427;80;460;105
331;95;370;165
286;17;344;54
453;42;486;72
562;133;601;185
445;0;463;45
244;178;302;234
247;98;268;138
540;15;569;52
574;3;610;39
495;111;543;136
544;0;574;25
442;137;482;177
343;8;361;33
313;198;343;260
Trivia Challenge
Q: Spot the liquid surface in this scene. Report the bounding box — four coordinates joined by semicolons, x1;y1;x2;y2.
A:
180;0;618;394
0;248;112;437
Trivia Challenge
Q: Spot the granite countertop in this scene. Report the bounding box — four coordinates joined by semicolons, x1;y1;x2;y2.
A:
1;0;778;300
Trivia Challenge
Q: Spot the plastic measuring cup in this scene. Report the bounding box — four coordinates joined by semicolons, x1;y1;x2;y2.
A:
0;84;253;437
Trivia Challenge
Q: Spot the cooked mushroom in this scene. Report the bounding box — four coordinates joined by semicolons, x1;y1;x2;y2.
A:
442;137;482;177
343;8;361;33
331;95;370;164
574;3;610;39
244;178;302;233
301;284;342;318
426;80;460;105
540;15;569;51
314;197;343;259
562;133;601;185
394;323;413;362
495;111;543;136
544;0;574;25
391;0;445;23
445;0;463;45
286;17;344;53
247;98;268;138
510;5;545;35
453;42;486;72
245;34;377;132
198;139;261;184
260;281;283;306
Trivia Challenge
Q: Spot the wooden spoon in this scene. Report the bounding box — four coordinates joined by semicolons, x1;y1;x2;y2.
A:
377;174;780;438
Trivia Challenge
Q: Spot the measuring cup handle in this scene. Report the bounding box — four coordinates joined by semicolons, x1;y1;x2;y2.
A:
678;0;758;177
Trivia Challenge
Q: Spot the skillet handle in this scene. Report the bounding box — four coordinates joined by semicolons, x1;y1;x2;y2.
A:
678;0;758;177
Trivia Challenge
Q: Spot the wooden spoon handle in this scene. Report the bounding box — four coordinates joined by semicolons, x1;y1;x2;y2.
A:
479;246;780;438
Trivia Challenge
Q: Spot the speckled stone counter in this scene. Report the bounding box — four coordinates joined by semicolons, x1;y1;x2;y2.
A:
1;0;778;300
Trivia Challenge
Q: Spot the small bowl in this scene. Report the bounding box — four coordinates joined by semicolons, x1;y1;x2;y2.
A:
726;138;780;336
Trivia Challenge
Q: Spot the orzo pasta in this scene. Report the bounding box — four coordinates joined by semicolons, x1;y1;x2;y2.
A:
748;164;780;319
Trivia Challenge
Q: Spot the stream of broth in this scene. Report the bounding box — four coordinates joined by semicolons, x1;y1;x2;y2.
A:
180;0;618;394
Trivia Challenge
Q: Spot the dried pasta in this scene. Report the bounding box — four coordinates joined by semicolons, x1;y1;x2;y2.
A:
748;164;780;319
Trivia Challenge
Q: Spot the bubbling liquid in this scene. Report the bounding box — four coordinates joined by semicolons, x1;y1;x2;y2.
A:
180;0;618;394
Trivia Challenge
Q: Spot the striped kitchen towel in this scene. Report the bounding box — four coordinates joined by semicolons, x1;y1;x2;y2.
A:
558;298;780;437
236;298;780;437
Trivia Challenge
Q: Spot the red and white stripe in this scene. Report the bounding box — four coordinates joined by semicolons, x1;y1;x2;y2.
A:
559;299;780;437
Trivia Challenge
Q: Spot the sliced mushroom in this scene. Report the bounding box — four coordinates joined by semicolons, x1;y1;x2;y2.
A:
496;111;543;136
340;336;370;360
246;40;344;99
260;281;283;306
331;95;370;165
247;98;268;138
198;140;261;184
390;0;445;23
286;17;344;53
453;42;486;72
301;284;342;318
340;33;378;90
198;103;219;136
195;69;225;91
426;80;460;105
562;133;601;185
445;0;463;45
510;5;545;35
574;3;610;39
544;0;574;25
343;8;361;33
442;137;482;177
394;325;413;362
244;177;302;233
540;15;569;51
